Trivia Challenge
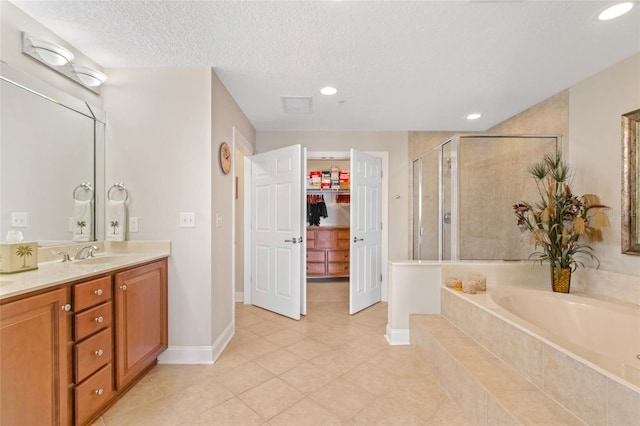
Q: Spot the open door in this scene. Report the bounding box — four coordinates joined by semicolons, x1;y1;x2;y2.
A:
248;145;305;320
349;149;382;314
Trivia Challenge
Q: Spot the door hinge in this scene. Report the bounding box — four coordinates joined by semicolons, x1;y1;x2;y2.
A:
380;274;383;282
380;222;383;230
380;170;383;179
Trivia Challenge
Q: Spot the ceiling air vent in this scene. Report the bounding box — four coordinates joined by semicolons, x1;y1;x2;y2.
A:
282;96;313;114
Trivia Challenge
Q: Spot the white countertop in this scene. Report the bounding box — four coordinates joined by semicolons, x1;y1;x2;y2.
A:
0;241;170;300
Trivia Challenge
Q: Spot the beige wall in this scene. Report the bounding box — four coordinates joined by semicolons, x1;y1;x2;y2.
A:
103;68;213;352
569;53;640;277
257;131;409;262
211;71;256;341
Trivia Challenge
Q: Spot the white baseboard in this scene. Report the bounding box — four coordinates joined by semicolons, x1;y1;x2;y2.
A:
158;321;236;365
211;320;235;363
157;346;215;364
235;291;244;302
385;323;410;346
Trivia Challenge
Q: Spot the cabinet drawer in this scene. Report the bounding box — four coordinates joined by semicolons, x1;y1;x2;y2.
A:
75;328;112;383
74;302;112;341
328;262;350;275
337;240;350;249
328;250;349;262
337;229;350;240
306;250;326;263
315;230;337;248
75;363;113;426
73;276;112;312
306;262;326;275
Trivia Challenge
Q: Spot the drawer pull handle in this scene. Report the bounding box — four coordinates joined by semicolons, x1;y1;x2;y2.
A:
94;316;104;323
120;284;127;291
95;349;104;357
94;388;104;396
344;254;348;258
344;266;348;270
94;289;103;296
62;304;72;312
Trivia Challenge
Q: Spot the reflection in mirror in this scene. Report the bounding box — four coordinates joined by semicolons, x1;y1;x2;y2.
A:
0;63;105;247
622;108;640;255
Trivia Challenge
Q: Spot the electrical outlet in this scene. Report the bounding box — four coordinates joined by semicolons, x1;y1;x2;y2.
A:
179;212;195;228
129;217;139;233
11;212;27;227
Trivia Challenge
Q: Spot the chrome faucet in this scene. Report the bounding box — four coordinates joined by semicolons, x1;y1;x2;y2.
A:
75;245;99;260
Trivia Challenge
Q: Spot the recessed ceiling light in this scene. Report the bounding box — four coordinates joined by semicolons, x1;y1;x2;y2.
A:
465;113;482;120
598;2;633;20
320;86;337;96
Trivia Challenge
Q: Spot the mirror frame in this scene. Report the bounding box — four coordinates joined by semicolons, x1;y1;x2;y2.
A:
622;107;640;255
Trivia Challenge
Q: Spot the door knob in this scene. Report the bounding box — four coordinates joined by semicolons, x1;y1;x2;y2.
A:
353;237;364;243
285;237;298;244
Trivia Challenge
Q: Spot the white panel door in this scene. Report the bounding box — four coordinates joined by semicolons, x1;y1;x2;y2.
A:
249;145;304;320
349;149;382;314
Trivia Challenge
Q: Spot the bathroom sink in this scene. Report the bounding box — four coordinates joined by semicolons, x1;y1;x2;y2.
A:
74;254;127;265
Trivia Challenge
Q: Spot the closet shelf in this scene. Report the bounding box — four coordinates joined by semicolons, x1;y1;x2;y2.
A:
307;188;350;193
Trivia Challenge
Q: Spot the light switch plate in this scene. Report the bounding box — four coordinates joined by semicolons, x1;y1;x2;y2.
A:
179;212;195;228
129;217;139;233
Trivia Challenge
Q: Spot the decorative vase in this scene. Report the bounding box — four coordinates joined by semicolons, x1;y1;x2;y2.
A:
550;266;571;293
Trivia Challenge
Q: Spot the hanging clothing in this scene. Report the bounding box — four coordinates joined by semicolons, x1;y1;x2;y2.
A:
307;194;328;226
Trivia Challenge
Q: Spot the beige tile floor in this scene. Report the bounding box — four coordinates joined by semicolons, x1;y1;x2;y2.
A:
92;281;470;425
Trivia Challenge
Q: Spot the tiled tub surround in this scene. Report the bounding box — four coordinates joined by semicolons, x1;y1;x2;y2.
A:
0;240;171;299
438;285;640;425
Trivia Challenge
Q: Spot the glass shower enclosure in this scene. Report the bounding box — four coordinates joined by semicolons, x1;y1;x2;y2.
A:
412;135;560;261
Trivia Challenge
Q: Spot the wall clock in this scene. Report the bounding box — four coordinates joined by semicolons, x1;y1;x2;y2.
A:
219;141;231;175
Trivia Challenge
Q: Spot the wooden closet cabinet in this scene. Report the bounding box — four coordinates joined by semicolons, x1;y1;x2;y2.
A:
0;287;71;426
306;226;350;277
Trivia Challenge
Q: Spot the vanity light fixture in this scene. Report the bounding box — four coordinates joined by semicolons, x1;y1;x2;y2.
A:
74;65;107;87
598;2;633;20
28;37;74;66
21;32;106;95
320;86;338;96
465;113;482;120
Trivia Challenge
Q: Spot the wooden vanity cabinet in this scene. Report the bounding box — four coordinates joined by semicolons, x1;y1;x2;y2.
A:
72;275;114;425
0;287;71;426
0;257;168;426
114;259;168;390
306;226;350;277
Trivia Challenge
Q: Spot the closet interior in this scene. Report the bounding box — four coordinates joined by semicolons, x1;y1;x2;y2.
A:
306;159;351;280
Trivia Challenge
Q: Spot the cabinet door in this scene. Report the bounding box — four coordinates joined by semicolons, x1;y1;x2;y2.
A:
114;259;168;389
0;288;70;426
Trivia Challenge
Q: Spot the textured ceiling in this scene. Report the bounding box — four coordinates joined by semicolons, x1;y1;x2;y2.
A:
10;0;640;131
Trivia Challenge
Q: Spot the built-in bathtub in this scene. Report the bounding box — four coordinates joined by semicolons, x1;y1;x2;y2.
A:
441;285;640;424
490;287;640;387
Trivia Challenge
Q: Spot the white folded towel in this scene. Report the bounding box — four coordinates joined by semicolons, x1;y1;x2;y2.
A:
72;199;92;242
106;200;127;242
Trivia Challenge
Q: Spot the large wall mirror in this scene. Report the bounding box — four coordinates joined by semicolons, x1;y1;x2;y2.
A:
0;62;105;246
622;107;640;255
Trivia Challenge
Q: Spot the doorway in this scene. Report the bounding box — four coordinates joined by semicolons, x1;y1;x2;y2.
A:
244;146;389;319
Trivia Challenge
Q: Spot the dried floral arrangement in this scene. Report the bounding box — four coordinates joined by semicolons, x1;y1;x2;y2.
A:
513;152;611;274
